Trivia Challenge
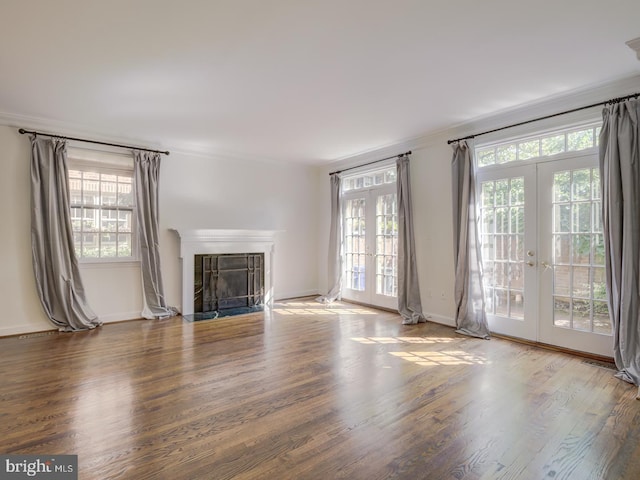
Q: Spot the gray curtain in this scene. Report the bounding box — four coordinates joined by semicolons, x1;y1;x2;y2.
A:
599;98;640;386
397;155;426;324
451;141;490;339
134;151;174;319
317;173;343;303
29;136;101;331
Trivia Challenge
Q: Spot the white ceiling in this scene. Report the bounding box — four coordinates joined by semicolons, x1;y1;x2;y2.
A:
1;0;639;164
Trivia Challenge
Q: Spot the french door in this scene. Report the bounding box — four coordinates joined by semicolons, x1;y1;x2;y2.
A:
478;152;612;357
342;184;398;310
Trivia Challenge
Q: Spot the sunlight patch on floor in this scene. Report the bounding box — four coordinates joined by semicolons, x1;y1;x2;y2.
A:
389;350;488;366
274;307;376;316
351;336;455;344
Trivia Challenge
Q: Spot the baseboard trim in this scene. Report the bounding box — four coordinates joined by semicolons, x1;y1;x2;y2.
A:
275;291;320;302
0;324;56;338
99;311;144;323
490;332;615;363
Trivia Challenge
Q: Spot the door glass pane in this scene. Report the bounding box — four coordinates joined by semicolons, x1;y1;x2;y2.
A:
344;198;366;291
479;176;526;320
552;168;611;334
375;193;398;297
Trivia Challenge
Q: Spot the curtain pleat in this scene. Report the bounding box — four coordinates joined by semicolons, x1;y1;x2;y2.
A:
599;98;640;386
397;155;426;324
134;151;174;319
30;136;101;331
317;173;343;303
451;141;490;339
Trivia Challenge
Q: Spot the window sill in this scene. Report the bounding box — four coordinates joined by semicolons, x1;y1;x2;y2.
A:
78;260;140;269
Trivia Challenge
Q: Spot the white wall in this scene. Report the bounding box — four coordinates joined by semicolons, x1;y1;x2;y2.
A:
0;127;52;335
0;125;320;336
159;150;321;308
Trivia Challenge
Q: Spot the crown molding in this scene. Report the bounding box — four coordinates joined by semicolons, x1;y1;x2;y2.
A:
4;73;639;171
0;110;302;168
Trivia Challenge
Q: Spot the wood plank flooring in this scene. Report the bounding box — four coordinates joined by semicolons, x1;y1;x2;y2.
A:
1;299;639;479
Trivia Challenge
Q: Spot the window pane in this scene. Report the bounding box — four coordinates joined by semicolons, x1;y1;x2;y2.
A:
554;171;571;202
481;182;494;207
71;207;82;231
496;145;517;164
554;297;571;328
118;234;132;257
573;203;591;233
510;178;524;205
593;234;605;265
119;210;132;232
494;180;509;206
477;148;495;167
567;129;594;151
554;204;571;233
571;169;591;201
572;234;591;264
509;290;524;319
572;299;590;331
118;179;133;206
82;234;99;258
518;140;539;160
554;265;570;296
384;169;396;183
73;232;82;257
510;207;524;234
495;289;508;317
541;135;565;156
592;267;606;300
101;182;117;206
593;301;611;334
554;234;570;264
572;266;590;298
513;235;524;262
495;236;507;261
495;208;508;233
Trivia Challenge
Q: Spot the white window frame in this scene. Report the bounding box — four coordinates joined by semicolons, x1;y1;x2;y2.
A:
68;151;137;264
475;121;602;170
341;162;398;307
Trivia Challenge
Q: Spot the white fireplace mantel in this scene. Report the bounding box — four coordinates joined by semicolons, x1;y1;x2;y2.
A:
172;229;278;316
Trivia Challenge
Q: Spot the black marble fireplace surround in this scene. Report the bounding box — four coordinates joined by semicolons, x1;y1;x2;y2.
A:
192;253;265;320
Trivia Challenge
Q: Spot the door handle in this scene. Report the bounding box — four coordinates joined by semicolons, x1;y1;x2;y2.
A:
541;261;551;270
526;261;535;267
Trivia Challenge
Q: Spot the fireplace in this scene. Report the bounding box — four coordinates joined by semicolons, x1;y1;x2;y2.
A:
193;253;264;320
172;229;277;321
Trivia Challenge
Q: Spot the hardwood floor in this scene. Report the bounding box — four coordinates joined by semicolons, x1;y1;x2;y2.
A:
1;299;639;479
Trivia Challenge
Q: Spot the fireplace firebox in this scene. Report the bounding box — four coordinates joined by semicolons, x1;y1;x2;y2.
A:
193;253;264;320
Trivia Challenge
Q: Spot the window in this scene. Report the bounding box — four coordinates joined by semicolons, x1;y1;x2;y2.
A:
68;153;136;261
341;164;398;309
476;123;601;168
342;166;396;192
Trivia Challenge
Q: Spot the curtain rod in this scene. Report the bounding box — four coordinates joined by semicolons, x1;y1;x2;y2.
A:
18;128;170;155
447;92;640;145
329;151;411;176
